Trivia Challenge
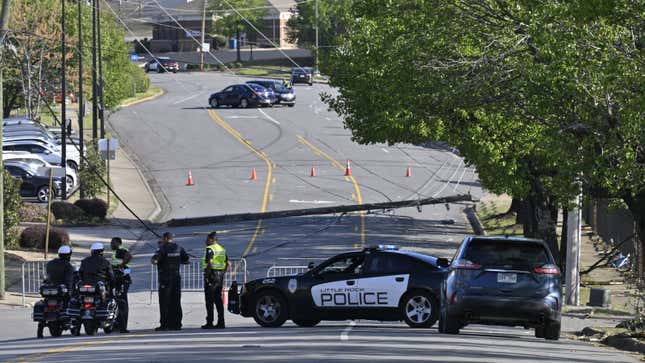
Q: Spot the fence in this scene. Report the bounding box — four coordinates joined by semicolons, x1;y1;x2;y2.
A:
266;265;309;278
21;261;47;306
149;259;247;304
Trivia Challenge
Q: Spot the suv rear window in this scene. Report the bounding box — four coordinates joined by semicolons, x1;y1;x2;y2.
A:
463;239;550;270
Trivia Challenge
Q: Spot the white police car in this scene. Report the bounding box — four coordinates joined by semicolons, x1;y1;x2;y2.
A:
236;246;449;328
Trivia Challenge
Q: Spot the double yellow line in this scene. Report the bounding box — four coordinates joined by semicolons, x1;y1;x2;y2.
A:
296;135;366;247
208;110;272;271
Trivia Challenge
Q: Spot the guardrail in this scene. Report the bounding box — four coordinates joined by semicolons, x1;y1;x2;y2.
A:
266;265;309;278
149;259;247;304
21;261;47;306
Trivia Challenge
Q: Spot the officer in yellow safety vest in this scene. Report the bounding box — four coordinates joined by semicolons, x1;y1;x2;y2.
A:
201;232;229;329
110;237;132;333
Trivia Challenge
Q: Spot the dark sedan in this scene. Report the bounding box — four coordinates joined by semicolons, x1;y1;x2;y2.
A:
291;67;313;85
235;245;449;328
4;162;62;202
209;84;273;108
246;80;296;107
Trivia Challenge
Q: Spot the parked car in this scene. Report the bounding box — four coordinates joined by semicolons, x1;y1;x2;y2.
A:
439;236;562;340
208;84;273;108
246;80;296;106
3;140;79;171
291;67;313;86
3;151;77;193
144;57;179;73
3;136;80;163
4;161;63;202
235;245;449;328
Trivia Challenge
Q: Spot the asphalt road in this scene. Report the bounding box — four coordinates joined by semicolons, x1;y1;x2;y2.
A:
0;72;636;362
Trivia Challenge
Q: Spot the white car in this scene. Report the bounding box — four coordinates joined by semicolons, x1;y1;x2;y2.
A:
3;137;80;168
3;140;79;171
3;151;78;193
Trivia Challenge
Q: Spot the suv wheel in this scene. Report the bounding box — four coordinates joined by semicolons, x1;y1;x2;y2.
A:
210;98;219;108
401;290;438;328
252;291;288;327
37;186;50;203
544;320;560;340
535;326;545;338
438;308;460;334
239;98;249;108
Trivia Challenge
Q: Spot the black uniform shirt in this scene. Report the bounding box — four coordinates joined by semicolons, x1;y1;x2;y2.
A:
46;258;74;289
79;254;115;285
154;242;189;276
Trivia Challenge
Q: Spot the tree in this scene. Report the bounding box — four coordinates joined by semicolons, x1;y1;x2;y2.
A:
322;0;644;263
3;171;22;247
78;141;106;199
209;0;267;39
287;0;351;48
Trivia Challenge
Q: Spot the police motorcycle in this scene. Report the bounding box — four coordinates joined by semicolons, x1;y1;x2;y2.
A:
112;266;131;331
67;281;118;335
32;283;73;338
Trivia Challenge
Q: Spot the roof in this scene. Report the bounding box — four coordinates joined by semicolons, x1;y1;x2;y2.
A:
467;236;547;244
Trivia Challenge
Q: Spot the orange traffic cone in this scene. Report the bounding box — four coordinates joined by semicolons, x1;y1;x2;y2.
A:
344;160;352;176
186;170;194;186
406;167;412;177
250;168;257;180
311;167;316;177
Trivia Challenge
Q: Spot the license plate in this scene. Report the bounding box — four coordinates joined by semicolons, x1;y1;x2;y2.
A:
47;300;58;306
497;272;517;283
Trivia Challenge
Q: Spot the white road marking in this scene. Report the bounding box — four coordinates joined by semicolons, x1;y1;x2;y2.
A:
228;115;260;119
340;321;357;341
258;109;281;125
172;93;201;104
381;148;390;153
325;117;332;121
288;199;336;204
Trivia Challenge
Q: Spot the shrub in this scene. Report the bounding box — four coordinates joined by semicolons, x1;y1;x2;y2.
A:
5;227;21;249
78;142;106;198
18;203;47;222
20;225;70;251
74;199;108;219
3;171;22;232
211;35;227;49
51;202;88;221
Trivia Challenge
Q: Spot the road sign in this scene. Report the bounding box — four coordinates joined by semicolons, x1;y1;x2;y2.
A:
37;166;66;178
98;138;119;160
202;43;210;53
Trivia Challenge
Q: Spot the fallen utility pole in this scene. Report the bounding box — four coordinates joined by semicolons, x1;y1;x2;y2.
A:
167;194;473;227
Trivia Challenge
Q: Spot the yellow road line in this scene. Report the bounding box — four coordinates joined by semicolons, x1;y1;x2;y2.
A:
208;110;272;270
296;135;366;247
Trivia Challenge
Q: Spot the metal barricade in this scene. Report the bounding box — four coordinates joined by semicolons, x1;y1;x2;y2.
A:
266;265;309;278
22;261;47;306
149;258;247;304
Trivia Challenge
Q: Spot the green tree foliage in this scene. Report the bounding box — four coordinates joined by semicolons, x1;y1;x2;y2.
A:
2;0;150;117
78;142;107;199
3;170;22;234
287;0;351;49
323;0;644;260
209;0;267;39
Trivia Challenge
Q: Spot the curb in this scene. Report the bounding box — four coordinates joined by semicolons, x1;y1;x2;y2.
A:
119;87;165;108
464;206;486;236
118;147;163;223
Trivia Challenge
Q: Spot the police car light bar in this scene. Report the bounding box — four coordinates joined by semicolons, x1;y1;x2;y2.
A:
364;245;399;251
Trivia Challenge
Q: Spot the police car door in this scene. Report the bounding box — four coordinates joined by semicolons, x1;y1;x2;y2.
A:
356;251;412;318
310;253;366;318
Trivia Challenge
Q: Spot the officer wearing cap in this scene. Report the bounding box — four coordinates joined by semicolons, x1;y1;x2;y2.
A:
79;243;114;288
151;232;189;331
110;237;132;333
46;245;74;290
201;232;230;329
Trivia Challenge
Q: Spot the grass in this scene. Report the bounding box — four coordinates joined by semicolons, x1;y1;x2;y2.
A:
476;195;524;236
235;65;290;78
118;85;163;108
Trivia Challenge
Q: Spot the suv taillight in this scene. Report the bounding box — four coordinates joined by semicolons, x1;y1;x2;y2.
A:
534;264;559;275
453;259;481;270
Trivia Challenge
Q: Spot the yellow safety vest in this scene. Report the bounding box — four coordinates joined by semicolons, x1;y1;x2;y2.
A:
111;247;130;268
202;243;226;271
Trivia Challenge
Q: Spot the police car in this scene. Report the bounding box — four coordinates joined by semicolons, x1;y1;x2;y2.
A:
237;246;449;328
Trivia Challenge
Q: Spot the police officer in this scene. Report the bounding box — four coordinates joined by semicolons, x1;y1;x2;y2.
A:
110;237;132;333
151;232;189;331
282;78;291;89
201;232;229;329
79;243;114;287
46;245;74;290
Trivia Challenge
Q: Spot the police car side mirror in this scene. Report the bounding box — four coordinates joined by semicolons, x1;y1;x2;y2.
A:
437;258;450;268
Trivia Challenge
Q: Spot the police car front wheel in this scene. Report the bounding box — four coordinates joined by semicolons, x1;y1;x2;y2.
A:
252;291;288;327
400;290;439;328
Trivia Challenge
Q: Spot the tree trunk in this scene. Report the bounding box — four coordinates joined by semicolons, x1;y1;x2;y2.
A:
623;191;645;281
523;183;560;265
